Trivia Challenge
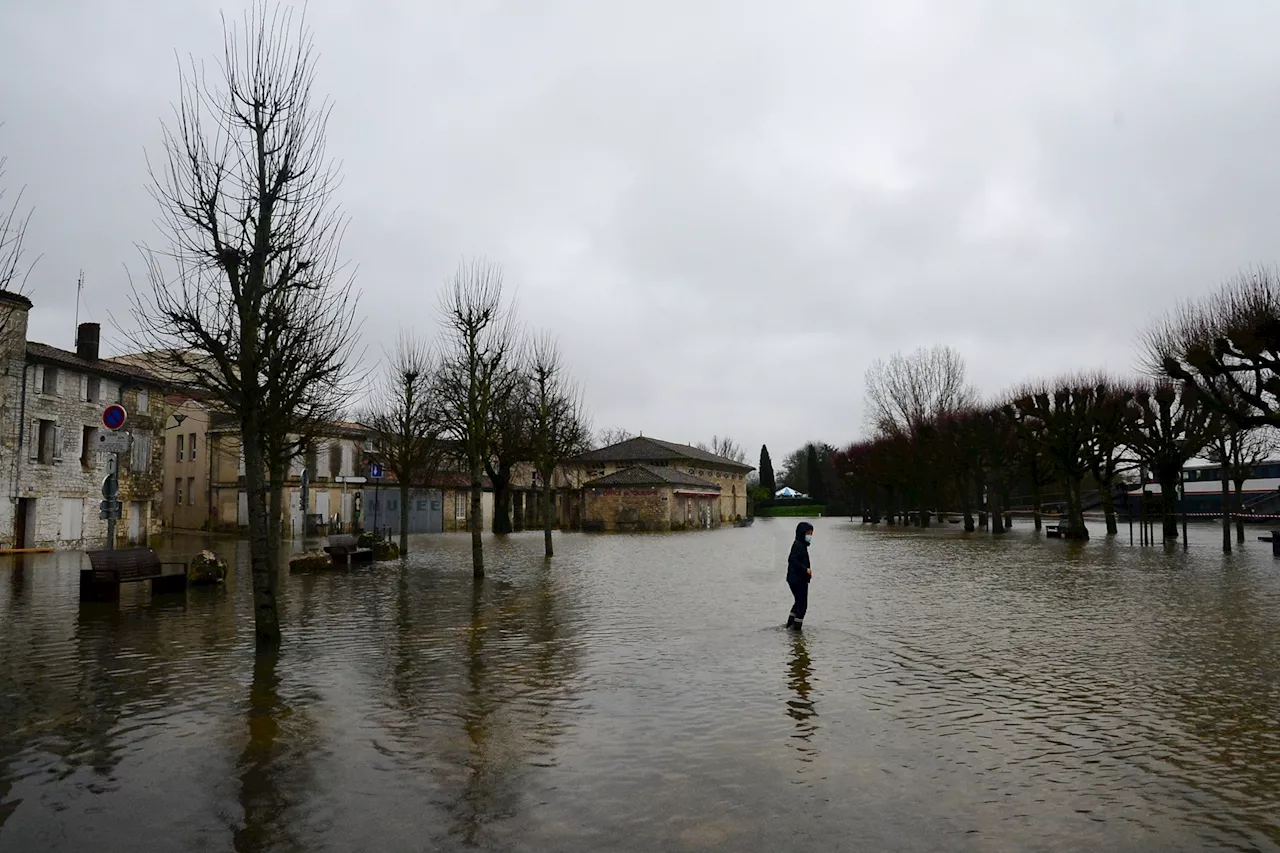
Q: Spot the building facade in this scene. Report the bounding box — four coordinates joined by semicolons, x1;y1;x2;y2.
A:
206;416;373;536
1;293;167;549
159;399;213;531
570;436;754;530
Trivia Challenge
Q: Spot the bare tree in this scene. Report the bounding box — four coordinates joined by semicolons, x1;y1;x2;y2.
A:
130;3;357;645
435;259;518;579
1200;379;1280;546
1008;376;1103;539
1146;266;1280;428
366;332;441;555
528;332;590;557
0;149;34;297
484;359;531;535
1;146;37;375
696;435;746;463
595;427;634;448
1124;379;1215;541
864;345;975;437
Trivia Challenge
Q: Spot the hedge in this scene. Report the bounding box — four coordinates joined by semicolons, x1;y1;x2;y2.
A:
755;504;826;517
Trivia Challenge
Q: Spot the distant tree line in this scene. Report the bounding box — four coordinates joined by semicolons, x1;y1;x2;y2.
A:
820;269;1280;553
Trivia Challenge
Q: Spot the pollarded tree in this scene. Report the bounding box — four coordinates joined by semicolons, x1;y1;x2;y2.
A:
1009;377;1101;539
1148;266;1280;429
697;435;747;464
434;259;519;579
528;332;591;558
1082;375;1139;536
1124;380;1215;541
131;4;358;645
366;332;442;556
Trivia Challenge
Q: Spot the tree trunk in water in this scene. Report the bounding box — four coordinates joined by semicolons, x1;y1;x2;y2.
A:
542;484;554;558
490;466;513;535
1102;484;1118;536
1158;476;1180;540
470;471;484;579
1031;479;1043;531
885;488;896;525
991;481;1005;534
1221;472;1232;553
267;462;284;575
1064;478;1089;539
242;428;281;646
960;481;974;532
1234;481;1245;543
399;482;410;556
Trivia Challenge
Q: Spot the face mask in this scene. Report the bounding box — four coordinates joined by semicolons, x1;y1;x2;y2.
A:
804;534;812;544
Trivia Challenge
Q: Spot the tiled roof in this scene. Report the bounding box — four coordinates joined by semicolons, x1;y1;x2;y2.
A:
583;464;721;490
26;342;164;385
574;436;754;471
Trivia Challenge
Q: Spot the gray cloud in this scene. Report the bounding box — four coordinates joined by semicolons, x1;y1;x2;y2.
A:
4;0;1280;462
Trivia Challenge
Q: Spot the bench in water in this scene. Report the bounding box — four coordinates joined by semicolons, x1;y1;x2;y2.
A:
80;547;189;601
322;534;374;567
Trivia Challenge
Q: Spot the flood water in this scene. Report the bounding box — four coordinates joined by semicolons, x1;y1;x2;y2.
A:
2;518;1279;852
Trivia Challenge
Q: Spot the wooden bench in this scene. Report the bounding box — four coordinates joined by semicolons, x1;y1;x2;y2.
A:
322;534;374;566
80;547;189;601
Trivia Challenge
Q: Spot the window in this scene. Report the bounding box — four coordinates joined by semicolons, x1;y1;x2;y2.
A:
175;478;183;506
187;477;196;505
137;389;149;413
85;376;100;403
37;419;57;464
81;426;97;467
329;444;343;478
305;444;318;474
176;434;184;461
455;494;467;520
189;433;197;461
132;433;152;473
41;366;58;395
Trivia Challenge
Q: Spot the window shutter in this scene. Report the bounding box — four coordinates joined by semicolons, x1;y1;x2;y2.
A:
29;421;39;460
81;375;88;401
53;425;64;460
33;365;43;394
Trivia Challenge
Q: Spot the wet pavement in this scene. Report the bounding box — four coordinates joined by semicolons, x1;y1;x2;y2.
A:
1;518;1279;852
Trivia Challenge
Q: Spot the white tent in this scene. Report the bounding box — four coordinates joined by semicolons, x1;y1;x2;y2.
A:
775;486;809;499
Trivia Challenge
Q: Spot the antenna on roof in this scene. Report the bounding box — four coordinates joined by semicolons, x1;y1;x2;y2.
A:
74;270;83;333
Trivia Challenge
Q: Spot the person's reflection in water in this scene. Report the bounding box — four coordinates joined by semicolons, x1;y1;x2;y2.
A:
786;634;818;765
234;649;304;853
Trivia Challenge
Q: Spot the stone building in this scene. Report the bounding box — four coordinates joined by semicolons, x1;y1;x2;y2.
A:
570;436;754;531
206;414;372;536
1;292;168;549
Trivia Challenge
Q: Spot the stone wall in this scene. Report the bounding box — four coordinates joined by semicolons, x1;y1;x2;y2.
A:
8;360;165;548
583;486;671;531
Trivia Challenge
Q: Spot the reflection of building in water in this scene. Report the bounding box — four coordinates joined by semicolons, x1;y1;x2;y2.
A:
786;637;818;762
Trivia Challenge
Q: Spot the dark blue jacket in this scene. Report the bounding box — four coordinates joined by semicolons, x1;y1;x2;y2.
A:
787;522;813;584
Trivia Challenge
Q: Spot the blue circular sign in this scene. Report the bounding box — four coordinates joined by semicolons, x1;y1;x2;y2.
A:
102;405;127;430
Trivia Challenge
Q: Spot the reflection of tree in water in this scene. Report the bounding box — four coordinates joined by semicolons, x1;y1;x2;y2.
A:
786;635;818;764
381;559;583;848
233;649;318;853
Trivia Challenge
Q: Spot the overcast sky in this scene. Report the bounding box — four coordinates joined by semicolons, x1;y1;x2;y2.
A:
4;1;1280;467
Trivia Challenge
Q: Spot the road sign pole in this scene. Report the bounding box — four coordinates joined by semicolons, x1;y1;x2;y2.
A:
103;454;119;550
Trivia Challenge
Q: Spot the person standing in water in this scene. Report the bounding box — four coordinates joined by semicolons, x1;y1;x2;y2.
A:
786;521;813;630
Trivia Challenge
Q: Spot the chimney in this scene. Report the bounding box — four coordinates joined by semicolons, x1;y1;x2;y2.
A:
76;322;100;361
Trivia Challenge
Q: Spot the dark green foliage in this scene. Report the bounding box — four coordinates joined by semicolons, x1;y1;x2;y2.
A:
759;445;776;494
